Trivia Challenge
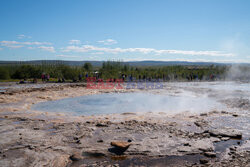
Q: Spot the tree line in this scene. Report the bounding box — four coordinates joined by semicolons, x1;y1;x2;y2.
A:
0;61;245;81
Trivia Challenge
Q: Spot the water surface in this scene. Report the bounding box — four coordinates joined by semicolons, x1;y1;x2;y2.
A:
32;92;225;116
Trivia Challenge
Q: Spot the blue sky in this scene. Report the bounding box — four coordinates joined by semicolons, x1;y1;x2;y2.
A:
0;0;250;62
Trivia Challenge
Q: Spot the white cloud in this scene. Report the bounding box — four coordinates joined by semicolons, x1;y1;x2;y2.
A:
98;39;117;45
0;40;52;49
17;35;25;39
38;46;55;52
69;40;81;45
0;41;52;45
17;34;32;39
153;50;234;57
7;45;24;49
0;41;52;49
92;52;104;55
123;58;250;63
56;54;80;58
62;45;234;57
0;41;20;47
22;41;52;45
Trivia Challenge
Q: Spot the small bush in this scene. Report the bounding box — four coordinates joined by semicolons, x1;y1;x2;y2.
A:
0;67;10;79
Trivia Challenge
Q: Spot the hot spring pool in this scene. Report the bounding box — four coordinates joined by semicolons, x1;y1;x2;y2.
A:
31;92;226;116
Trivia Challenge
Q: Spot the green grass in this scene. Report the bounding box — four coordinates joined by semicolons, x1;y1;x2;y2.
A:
0;79;20;82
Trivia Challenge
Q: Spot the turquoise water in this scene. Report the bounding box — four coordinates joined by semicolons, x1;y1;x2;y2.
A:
31;92;224;116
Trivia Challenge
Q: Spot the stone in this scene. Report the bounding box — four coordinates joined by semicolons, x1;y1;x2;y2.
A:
200;113;208;116
96;123;108;127
18;118;28;121
202;133;210;138
51;155;70;167
97;139;104;143
209;128;242;139
178;146;193;152
200;159;209;164
230;147;236;151
110;141;131;154
194;122;202;127
70;152;82;161
192;139;214;152
221;137;230;141
210;137;221;143
221;111;228;114
232;114;238;117
150;136;158;139
204;152;216;157
111;141;131;150
194;120;208;128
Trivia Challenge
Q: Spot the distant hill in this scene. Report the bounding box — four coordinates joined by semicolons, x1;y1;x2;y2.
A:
0;60;103;67
0;60;246;67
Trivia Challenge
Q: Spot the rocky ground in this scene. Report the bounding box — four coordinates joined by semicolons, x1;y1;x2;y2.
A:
0;82;249;167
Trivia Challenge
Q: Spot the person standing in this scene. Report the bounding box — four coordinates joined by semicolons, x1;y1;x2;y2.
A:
46;74;50;82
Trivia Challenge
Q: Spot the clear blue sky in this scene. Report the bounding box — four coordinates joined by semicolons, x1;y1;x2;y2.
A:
0;0;250;62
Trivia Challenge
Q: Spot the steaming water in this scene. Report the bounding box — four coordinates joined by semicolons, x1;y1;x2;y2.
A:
31;81;250;116
176;81;250;92
32;92;225;116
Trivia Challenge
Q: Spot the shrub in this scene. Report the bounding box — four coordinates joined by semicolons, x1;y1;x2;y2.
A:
0;67;10;79
12;65;41;79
